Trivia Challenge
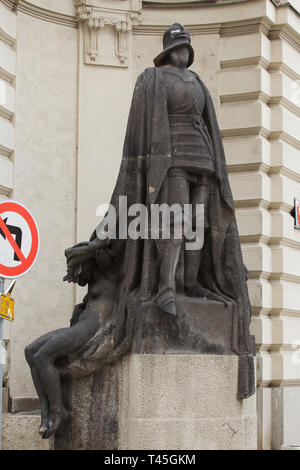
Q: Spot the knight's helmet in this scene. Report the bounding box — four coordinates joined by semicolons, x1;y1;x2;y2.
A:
153;23;194;68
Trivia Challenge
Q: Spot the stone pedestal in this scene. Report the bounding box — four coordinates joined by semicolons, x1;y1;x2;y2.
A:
53;297;256;449
53;354;256;450
119;355;256;450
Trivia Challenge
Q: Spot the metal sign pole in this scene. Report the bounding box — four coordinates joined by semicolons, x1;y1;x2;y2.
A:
0;277;4;450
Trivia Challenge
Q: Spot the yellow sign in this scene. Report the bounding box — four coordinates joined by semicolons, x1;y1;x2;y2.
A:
0;293;14;322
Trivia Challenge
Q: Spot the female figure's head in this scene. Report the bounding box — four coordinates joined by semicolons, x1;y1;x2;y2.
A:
154;23;194;68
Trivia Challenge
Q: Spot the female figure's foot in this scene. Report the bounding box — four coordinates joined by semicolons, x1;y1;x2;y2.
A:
38;413;49;436
38;425;48;437
42;407;70;439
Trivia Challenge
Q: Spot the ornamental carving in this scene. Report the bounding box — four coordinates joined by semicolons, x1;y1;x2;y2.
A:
74;1;142;67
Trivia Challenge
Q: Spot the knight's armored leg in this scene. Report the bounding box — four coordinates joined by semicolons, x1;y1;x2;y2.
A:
155;238;182;315
155;168;189;315
185;173;211;296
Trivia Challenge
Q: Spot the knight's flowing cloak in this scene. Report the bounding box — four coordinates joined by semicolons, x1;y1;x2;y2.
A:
80;67;255;399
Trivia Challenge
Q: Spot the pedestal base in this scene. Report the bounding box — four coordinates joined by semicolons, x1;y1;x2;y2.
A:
53;354;256;450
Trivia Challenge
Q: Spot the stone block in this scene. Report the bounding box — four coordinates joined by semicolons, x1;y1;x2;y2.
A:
2;413;49;450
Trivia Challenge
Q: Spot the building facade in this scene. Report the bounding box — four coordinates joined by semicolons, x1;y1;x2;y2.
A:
0;0;299;449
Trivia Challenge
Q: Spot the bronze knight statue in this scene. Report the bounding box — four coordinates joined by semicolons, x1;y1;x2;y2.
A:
25;23;255;441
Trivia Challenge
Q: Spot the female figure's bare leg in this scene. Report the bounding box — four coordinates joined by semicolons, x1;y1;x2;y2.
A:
25;329;64;435
26;312;99;438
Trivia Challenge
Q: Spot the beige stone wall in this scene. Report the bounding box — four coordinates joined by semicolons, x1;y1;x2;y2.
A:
0;2;78;399
0;0;299;450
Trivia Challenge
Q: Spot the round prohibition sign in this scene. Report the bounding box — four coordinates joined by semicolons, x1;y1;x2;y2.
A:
0;201;39;279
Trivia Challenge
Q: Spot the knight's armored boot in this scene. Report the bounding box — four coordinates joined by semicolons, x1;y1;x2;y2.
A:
154;238;182;316
185;248;203;297
185;249;229;304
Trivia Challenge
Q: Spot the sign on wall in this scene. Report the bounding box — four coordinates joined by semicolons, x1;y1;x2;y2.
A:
0;292;14;322
0;200;40;279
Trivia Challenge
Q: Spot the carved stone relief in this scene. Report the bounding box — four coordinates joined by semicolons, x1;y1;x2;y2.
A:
74;1;142;67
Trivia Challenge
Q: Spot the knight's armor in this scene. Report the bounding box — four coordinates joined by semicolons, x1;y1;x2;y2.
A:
161;66;215;175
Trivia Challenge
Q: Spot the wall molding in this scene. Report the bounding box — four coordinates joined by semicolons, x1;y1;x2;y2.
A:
133;16;298;50
269;23;300;51
1;1;299;51
133;22;221;35
133;20;269;36
143;0;239;8
1;0;78;28
0;26;16;46
0;66;15;83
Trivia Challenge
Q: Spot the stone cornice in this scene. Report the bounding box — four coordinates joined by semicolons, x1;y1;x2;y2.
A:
144;0;299;12
1;0;299;50
144;0;215;3
1;0;78;28
134;17;273;36
133;22;221;34
143;0;249;7
220;17;273;36
269;22;300;50
134;15;300;51
0;25;16;46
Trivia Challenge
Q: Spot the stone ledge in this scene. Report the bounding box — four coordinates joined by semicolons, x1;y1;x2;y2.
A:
9;396;40;413
2;413;49;450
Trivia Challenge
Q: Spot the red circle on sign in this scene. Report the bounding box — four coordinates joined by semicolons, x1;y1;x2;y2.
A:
297;204;300;225
0;201;39;279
